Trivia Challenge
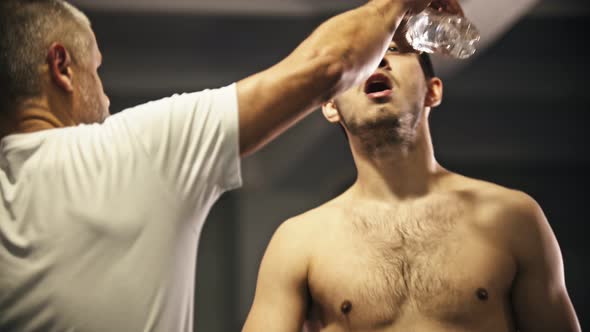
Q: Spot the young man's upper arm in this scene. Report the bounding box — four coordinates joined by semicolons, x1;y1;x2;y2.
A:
242;218;311;332
508;192;580;332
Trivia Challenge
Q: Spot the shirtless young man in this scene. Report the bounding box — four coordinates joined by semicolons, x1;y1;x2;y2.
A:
242;37;581;332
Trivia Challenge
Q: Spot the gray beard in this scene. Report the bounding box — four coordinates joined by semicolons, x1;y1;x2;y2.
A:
79;78;103;124
344;111;421;156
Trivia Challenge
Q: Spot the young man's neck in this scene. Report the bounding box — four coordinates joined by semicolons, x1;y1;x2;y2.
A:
348;121;446;202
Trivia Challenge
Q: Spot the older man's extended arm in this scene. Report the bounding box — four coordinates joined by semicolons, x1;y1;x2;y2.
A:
236;0;431;156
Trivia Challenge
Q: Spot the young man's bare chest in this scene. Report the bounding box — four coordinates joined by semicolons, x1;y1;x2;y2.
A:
306;194;516;330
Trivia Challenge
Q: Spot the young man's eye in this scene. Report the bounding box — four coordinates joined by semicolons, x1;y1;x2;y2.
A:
388;46;399;53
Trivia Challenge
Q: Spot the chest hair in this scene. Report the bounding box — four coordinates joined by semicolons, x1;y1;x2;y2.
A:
345;196;467;314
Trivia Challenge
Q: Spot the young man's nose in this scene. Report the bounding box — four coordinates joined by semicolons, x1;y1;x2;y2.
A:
379;57;391;70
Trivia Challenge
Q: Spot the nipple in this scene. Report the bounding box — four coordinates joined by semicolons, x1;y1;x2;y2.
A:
340;300;353;315
476;288;489;301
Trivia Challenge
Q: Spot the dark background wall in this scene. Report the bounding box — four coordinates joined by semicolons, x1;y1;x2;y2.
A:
74;0;589;330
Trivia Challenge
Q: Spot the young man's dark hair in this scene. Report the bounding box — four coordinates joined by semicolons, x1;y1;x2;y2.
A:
418;52;435;79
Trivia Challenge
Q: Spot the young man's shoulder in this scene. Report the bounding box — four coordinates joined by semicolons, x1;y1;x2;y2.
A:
275;193;361;247
450;173;536;207
448;173;544;234
283;197;348;229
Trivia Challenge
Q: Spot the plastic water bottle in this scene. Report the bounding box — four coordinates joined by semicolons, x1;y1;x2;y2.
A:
405;8;481;59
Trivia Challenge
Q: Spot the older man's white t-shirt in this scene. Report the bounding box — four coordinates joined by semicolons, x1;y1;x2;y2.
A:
0;84;241;332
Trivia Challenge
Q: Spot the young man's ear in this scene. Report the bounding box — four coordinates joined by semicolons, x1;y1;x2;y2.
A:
47;43;74;93
424;77;443;108
322;100;341;124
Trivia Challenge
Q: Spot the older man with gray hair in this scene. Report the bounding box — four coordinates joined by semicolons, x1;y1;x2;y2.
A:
0;0;441;331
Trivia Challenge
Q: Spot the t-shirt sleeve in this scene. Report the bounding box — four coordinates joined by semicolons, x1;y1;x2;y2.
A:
108;84;242;203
